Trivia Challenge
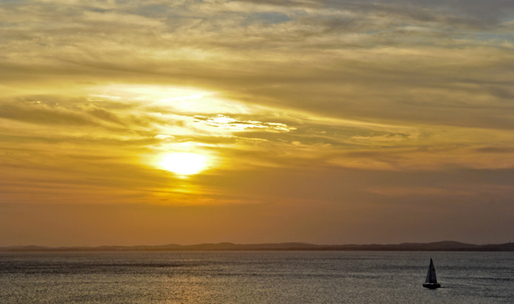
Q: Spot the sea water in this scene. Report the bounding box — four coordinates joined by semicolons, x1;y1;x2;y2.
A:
0;251;513;303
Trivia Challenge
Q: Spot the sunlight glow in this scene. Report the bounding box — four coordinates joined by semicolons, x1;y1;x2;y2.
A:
159;152;209;176
90;84;251;114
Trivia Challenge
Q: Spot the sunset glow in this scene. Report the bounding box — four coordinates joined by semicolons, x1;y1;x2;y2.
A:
159;153;209;176
1;0;513;247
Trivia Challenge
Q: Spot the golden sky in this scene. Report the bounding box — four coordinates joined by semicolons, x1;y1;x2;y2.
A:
1;0;513;246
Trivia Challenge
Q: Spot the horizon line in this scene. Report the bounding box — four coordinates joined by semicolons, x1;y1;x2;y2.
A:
2;240;513;252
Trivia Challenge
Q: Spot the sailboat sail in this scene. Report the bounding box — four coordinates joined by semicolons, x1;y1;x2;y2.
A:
425;258;437;284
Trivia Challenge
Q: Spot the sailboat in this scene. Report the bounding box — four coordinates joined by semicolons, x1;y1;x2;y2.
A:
423;258;441;289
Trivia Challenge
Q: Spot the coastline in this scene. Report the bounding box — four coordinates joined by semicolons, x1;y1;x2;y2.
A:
2;241;513;252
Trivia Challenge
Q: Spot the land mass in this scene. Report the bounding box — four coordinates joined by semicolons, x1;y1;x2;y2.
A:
1;241;513;252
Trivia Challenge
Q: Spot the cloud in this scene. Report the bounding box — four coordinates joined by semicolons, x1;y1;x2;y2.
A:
1;0;514;246
0;98;103;127
0;0;514;202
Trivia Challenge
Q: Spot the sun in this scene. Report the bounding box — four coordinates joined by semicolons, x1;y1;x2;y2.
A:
159;152;209;176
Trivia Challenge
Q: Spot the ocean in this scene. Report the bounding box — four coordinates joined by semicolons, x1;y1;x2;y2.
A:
0;251;512;303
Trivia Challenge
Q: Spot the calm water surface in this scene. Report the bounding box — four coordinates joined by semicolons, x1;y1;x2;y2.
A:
0;251;513;303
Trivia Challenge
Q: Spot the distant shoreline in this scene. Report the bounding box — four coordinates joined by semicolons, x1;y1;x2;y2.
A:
1;241;513;252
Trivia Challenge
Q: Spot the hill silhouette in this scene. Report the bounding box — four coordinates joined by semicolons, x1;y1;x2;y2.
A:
1;241;513;252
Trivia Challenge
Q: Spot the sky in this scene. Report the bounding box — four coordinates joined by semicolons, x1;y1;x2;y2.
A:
0;0;513;247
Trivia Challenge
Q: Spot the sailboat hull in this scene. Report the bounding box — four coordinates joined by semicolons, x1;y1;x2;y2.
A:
423;283;441;289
